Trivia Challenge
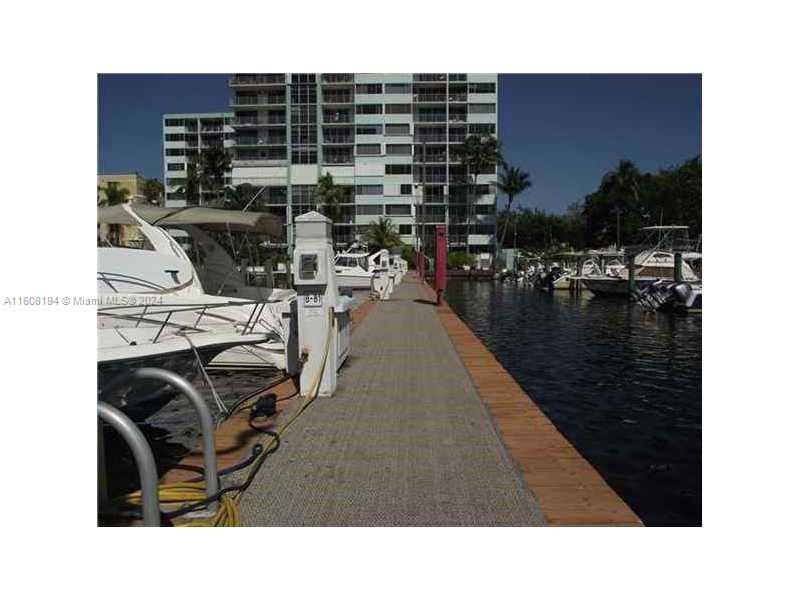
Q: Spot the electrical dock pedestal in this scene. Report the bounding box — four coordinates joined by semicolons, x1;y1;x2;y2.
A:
292;211;352;397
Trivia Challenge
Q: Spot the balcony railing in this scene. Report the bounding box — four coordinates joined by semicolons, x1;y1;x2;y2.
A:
449;114;468;122
323;135;355;144
322;94;354;104
414;134;447;143
322;74;354;83
322;154;354;164
323;113;353;124
414;113;447;123
414;93;447;103
236;137;287;146
231;95;286;106
413;74;446;82
448;93;468;102
232;117;286;126
230;74;285;86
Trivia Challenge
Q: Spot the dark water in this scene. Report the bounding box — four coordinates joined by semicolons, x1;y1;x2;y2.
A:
446;280;701;526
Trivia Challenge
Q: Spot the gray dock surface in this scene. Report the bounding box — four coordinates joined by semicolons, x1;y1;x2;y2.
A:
240;279;545;526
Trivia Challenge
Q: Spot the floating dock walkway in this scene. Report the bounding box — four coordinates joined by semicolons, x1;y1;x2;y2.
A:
159;276;641;526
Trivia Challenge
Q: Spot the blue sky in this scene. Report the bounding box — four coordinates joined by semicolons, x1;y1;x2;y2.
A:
97;73;700;213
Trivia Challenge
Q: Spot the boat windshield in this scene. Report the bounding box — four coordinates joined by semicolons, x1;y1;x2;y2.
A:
97;225;155;251
335;256;369;271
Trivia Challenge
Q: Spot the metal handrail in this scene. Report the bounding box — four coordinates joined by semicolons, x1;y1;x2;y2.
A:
101;369;220;513
98;402;160;526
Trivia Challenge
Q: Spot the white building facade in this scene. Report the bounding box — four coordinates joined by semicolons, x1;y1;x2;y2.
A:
164;74;498;254
162;112;234;207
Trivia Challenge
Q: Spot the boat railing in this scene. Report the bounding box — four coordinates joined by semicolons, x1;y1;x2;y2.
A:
98;298;275;343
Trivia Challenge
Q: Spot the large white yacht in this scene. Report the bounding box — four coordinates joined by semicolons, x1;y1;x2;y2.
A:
97;204;300;410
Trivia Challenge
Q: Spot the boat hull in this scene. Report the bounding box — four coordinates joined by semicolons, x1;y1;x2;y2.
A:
582;276;659;297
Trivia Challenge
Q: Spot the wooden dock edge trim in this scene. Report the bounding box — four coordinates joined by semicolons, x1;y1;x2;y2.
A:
161;295;379;485
430;287;643;526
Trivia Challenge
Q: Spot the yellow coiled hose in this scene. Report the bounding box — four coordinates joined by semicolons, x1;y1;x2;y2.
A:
115;308;335;527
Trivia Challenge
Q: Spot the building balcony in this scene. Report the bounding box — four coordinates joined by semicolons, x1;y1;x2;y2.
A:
235;138;287;147
413;93;447;103
231;95;287;107
448;93;468;102
323;113;354;124
413;74;446;82
414;114;447;123
322;135;355;144
232;158;289;167
414;133;447;143
230;74;286;86
232;117;286;127
449;114;468;123
322;74;354;84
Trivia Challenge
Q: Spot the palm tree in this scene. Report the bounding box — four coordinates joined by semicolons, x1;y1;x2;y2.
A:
496;165;532;257
197;147;232;205
97;181;131;206
177;159;201;206
363;217;402;250
221;183;260;210
313;172;346;219
601;159;641;249
451;134;503;253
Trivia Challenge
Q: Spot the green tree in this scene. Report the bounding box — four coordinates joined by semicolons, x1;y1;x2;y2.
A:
313;172;346;219
177;159;201;206
197;147;232;205
363;217;402;250
220;183;261;210
496;165;532;254
451;134;503;252
97;181;131;206
142;178;164;205
600;159;642;249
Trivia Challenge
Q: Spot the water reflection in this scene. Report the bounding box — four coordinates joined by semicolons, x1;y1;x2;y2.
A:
446;280;701;526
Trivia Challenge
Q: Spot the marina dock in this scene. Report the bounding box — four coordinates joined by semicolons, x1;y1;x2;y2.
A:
158;276;640;526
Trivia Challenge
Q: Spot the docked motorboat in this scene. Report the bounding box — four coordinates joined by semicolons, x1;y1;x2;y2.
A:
582;226;700;297
97;204;299;376
333;243;394;296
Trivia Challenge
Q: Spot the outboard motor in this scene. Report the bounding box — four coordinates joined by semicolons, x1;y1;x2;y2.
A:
672;282;692;304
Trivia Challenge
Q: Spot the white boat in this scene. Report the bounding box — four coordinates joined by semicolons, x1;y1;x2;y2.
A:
582;226;700;297
97;204;299;374
333;244;394;294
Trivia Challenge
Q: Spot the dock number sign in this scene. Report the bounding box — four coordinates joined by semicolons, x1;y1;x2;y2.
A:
304;293;322;307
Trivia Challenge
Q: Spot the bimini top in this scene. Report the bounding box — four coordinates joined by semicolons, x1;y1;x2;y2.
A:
97;204;282;236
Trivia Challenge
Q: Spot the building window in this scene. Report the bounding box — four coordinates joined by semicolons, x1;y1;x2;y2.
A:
448;74;467;81
385;83;411;94
468;123;496;135
356;144;381;156
356;84;382;94
356;124;382;135
356;104;382;115
164;133;185;141
164;119;184;126
386;144;411;156
385;123;410;136
398;224;412;235
356;205;383;215
474;204;496;215
386;164;412;175
385;204;412;216
385;103;411;114
165;149;185;156
469;103;495;114
291;149;317;164
400;184;413;195
167;163;185;171
291;73;316;84
468;82;496;94
355;185;383;195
